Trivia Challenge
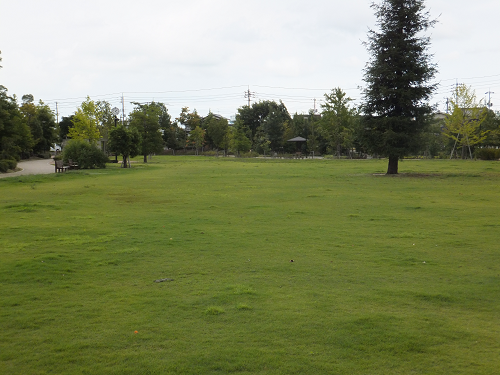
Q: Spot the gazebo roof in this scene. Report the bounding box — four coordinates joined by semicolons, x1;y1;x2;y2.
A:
287;136;307;142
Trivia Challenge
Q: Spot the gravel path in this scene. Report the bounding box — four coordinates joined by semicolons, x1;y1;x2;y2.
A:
0;158;55;179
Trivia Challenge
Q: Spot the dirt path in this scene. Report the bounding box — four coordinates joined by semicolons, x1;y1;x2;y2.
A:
0;158;55;179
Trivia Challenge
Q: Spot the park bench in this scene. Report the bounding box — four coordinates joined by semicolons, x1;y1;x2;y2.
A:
55;159;69;173
68;159;79;169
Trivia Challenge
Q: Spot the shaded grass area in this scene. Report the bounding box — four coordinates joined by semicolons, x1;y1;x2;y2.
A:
1;157;499;374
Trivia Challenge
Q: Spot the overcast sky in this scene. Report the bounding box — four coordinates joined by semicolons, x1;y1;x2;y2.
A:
1;0;499;121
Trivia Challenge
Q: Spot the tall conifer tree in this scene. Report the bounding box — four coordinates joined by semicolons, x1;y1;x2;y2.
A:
361;0;437;174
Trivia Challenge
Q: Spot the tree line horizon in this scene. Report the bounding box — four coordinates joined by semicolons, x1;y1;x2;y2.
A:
1;0;499;173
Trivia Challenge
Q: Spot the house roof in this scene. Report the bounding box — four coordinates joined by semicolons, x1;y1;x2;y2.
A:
287;136;307;142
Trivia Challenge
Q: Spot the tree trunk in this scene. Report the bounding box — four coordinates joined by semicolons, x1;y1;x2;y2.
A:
387;156;399;174
122;155;128;168
143;154;147;163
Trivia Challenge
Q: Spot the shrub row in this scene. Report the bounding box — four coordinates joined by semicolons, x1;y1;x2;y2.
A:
0;158;17;173
475;148;500;160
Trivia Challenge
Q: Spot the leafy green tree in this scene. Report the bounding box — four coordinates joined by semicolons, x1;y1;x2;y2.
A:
421;118;446;158
19;97;56;155
481;110;500;148
68;97;104;143
176;107;202;151
204;113;229;155
129;102;165;162
282;120;296;153
254;129;271;156
162;122;181;152
320;88;358;158
236;100;291;151
0;86;33;163
37;102;57;153
153;102;174;149
95;100;116;148
230;120;252;156
236;102;271;142
305;111;321;157
177;107;201;132
360;0;437;174
58;115;74;143
444;85;488;159
19;95;39;151
108;125;141;167
261;101;291;151
188;126;206;155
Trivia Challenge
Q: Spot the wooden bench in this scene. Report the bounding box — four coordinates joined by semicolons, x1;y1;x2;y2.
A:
68;159;79;169
55;159;69;173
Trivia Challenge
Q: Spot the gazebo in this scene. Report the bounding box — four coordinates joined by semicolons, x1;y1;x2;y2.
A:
287;136;307;158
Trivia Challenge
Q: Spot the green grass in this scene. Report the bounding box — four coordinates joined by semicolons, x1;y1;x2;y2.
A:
1;157;499;374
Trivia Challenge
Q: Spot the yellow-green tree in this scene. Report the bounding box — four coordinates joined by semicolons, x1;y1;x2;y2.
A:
444;85;488;159
188;126;205;155
68;97;103;143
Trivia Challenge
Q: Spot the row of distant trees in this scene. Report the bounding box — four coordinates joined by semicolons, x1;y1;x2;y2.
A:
1;81;499;171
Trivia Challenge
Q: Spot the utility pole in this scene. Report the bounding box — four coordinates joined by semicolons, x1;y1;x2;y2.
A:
121;94;125;125
244;87;255;106
485;90;494;108
313;98;317;114
55;102;59;125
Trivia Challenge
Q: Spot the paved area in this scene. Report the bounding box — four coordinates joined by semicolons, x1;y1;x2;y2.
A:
0;158;55;179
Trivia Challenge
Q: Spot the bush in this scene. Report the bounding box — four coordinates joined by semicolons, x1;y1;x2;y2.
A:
239;151;259;158
0;158;17;173
62;140;108;169
36;152;52;159
475;148;500;160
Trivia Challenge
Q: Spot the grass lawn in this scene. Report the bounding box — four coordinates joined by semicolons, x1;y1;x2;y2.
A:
1;157;499;374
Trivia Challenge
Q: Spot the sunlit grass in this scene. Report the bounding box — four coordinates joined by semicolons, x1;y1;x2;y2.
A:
1;157;499;374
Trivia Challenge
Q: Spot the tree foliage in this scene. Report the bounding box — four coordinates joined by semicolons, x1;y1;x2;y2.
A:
480;110;500;148
19;95;56;155
204;113;229;155
176;107;201;132
231;120;252;155
129;102;165;162
320;88;358;158
58;115;74;143
0;86;33;164
108;125;141;167
188;126;206;155
444;85;488;159
361;0;437;173
236;100;291;151
68;97;104;143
